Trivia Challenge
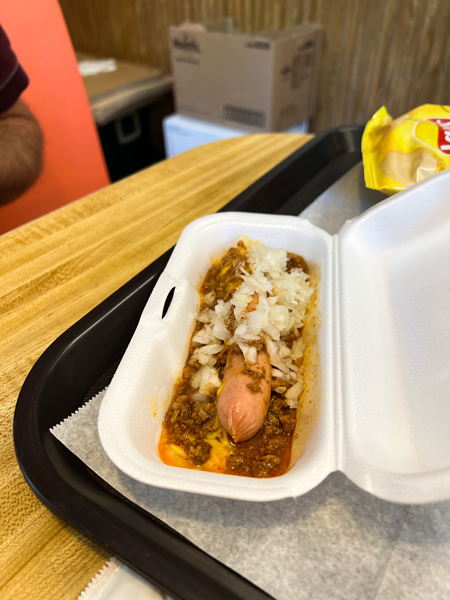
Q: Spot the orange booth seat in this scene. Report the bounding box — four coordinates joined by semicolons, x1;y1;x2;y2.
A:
0;0;110;235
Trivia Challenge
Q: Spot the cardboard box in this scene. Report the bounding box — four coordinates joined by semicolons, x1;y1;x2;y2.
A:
169;18;322;133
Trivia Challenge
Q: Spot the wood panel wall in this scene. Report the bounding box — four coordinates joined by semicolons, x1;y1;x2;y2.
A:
58;0;450;131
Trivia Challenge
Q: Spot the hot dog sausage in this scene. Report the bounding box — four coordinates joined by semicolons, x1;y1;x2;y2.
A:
217;348;272;442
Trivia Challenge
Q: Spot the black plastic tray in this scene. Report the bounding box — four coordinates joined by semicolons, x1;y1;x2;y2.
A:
14;125;364;600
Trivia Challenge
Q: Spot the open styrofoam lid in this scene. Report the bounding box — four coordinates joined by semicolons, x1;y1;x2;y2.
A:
336;168;450;502
98;169;450;504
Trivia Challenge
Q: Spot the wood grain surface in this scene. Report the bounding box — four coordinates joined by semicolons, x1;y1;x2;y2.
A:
0;133;311;599
57;0;450;131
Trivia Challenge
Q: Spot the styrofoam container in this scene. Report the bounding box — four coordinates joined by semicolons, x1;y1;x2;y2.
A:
99;169;450;503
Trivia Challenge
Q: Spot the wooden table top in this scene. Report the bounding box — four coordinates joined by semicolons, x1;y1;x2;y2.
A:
0;133;311;600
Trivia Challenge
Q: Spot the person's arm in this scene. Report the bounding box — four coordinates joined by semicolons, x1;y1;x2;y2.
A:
0;98;43;205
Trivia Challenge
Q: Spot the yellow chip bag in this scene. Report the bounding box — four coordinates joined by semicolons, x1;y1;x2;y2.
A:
362;104;450;194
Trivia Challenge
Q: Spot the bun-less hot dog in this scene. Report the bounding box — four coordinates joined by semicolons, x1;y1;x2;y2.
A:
158;238;314;478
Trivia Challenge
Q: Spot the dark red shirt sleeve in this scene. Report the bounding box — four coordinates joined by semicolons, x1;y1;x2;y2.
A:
0;24;29;113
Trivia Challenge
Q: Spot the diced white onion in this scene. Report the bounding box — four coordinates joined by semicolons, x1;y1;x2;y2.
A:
193;324;216;345
193;240;313;397
272;368;286;379
212;322;231;341
248;245;287;277
191;391;210;402
197;309;211;324
238;342;258;365
191;365;222;395
203;292;215;305
285;377;304;407
291;337;304;360
192;344;224;365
